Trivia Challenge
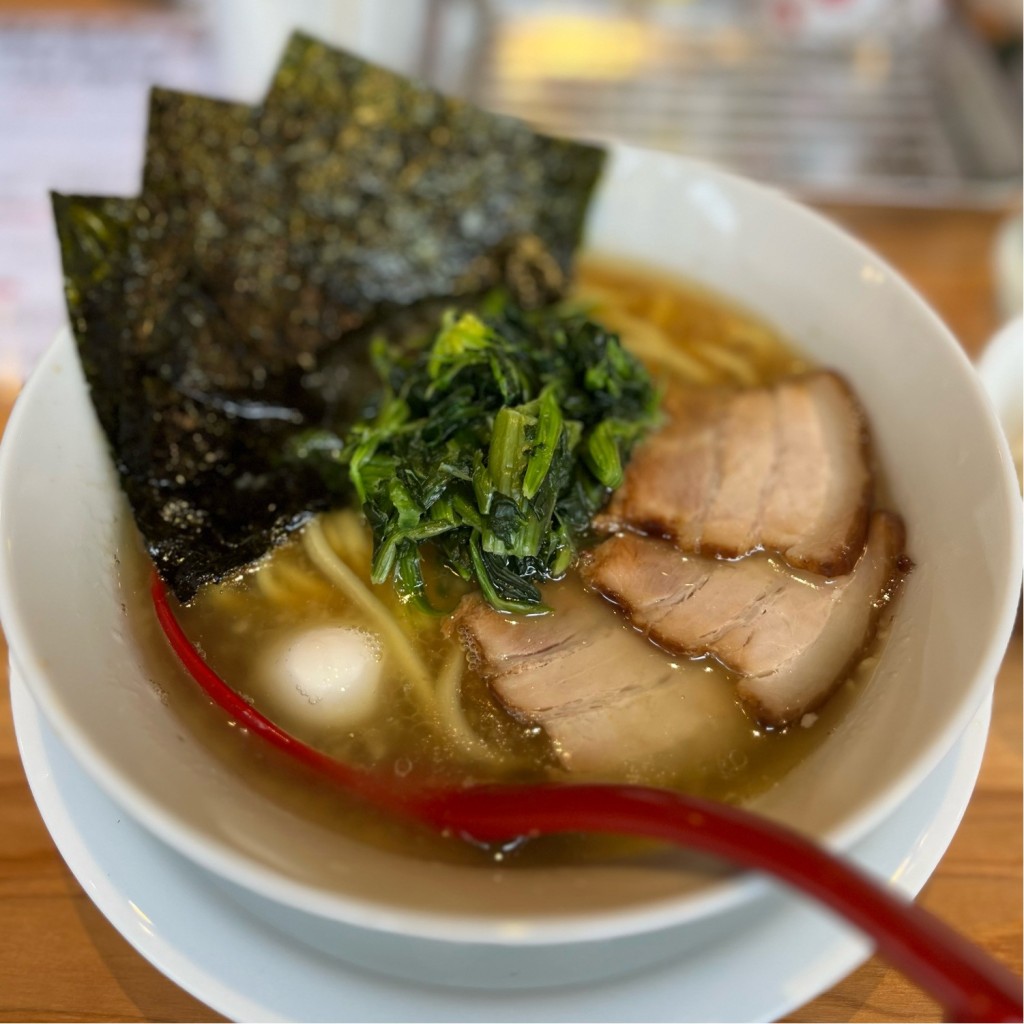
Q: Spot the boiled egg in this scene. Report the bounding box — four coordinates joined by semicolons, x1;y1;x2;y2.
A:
263;625;383;729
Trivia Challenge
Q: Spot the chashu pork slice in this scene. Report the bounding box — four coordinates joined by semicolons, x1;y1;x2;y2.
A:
444;580;741;774
595;371;872;577
580;511;907;726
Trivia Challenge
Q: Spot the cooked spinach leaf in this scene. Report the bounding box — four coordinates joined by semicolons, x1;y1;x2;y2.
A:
289;303;660;613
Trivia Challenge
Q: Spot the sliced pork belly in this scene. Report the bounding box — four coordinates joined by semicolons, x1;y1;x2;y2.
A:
445;580;740;774
580;511;906;726
595;371;872;577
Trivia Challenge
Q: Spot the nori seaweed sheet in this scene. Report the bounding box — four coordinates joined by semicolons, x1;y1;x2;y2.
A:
54;33;604;602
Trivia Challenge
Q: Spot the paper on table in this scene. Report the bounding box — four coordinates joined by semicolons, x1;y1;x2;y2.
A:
0;10;214;378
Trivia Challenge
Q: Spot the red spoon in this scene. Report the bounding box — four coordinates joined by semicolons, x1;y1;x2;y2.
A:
152;574;1022;1022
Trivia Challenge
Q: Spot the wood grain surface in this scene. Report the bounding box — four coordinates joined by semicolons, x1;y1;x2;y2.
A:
0;205;1020;1023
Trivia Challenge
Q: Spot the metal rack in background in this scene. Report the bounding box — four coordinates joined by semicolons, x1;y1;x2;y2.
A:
433;0;1021;206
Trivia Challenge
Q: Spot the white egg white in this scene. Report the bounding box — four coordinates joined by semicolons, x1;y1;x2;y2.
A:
262;625;383;729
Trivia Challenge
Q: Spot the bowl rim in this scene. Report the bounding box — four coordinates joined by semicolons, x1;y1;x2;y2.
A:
1;147;1020;945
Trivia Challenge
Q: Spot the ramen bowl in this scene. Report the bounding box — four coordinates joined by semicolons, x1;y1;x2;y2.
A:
0;148;1019;989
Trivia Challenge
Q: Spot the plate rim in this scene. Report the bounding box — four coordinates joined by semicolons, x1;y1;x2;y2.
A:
11;665;994;1022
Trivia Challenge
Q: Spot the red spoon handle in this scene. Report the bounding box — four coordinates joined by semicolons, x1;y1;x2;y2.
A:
420;783;1022;1023
152;574;1022;1022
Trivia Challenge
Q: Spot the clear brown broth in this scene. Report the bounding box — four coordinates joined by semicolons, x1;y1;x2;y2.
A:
125;259;891;867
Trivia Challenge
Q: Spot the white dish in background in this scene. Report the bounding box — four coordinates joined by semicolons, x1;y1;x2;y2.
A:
11;665;992;1023
1;148;1020;987
976;315;1023;490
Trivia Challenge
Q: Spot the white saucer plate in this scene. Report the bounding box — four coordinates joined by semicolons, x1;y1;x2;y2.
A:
12;665;991;1023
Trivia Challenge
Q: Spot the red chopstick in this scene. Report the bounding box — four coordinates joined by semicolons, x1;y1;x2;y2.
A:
152;573;1022;1022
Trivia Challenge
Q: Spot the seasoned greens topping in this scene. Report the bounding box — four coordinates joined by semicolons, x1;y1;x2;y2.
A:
53;33;604;602
290;303;659;613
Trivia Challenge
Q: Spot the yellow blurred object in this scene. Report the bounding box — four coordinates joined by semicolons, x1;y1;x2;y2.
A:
852;37;892;85
708;26;753;67
498;14;651;80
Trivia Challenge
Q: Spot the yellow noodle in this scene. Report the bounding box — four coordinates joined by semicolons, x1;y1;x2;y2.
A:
327;508;374;576
276;557;336;602
688;338;759;385
645;290;677;331
203;582;252;615
318;511;347;555
254;562;298;606
723;320;780;354
435;647;509;765
574;284;772;387
302;518;434;708
577;262;808;385
616;319;719;384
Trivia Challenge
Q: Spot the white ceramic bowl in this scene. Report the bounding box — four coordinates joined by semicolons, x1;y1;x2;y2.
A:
1;148;1020;990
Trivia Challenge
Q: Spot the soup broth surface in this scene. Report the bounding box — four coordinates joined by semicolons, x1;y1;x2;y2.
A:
128;260;890;866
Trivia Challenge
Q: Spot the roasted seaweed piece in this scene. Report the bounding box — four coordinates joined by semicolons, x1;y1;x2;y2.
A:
140;87;310;364
54;192;356;595
141;91;264;309
54;34;605;602
142;89;253;220
257;33;605;313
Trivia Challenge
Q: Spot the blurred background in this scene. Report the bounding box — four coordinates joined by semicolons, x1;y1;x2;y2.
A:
0;0;1020;376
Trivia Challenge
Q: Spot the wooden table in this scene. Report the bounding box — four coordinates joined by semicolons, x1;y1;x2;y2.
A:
0;206;1020;1023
